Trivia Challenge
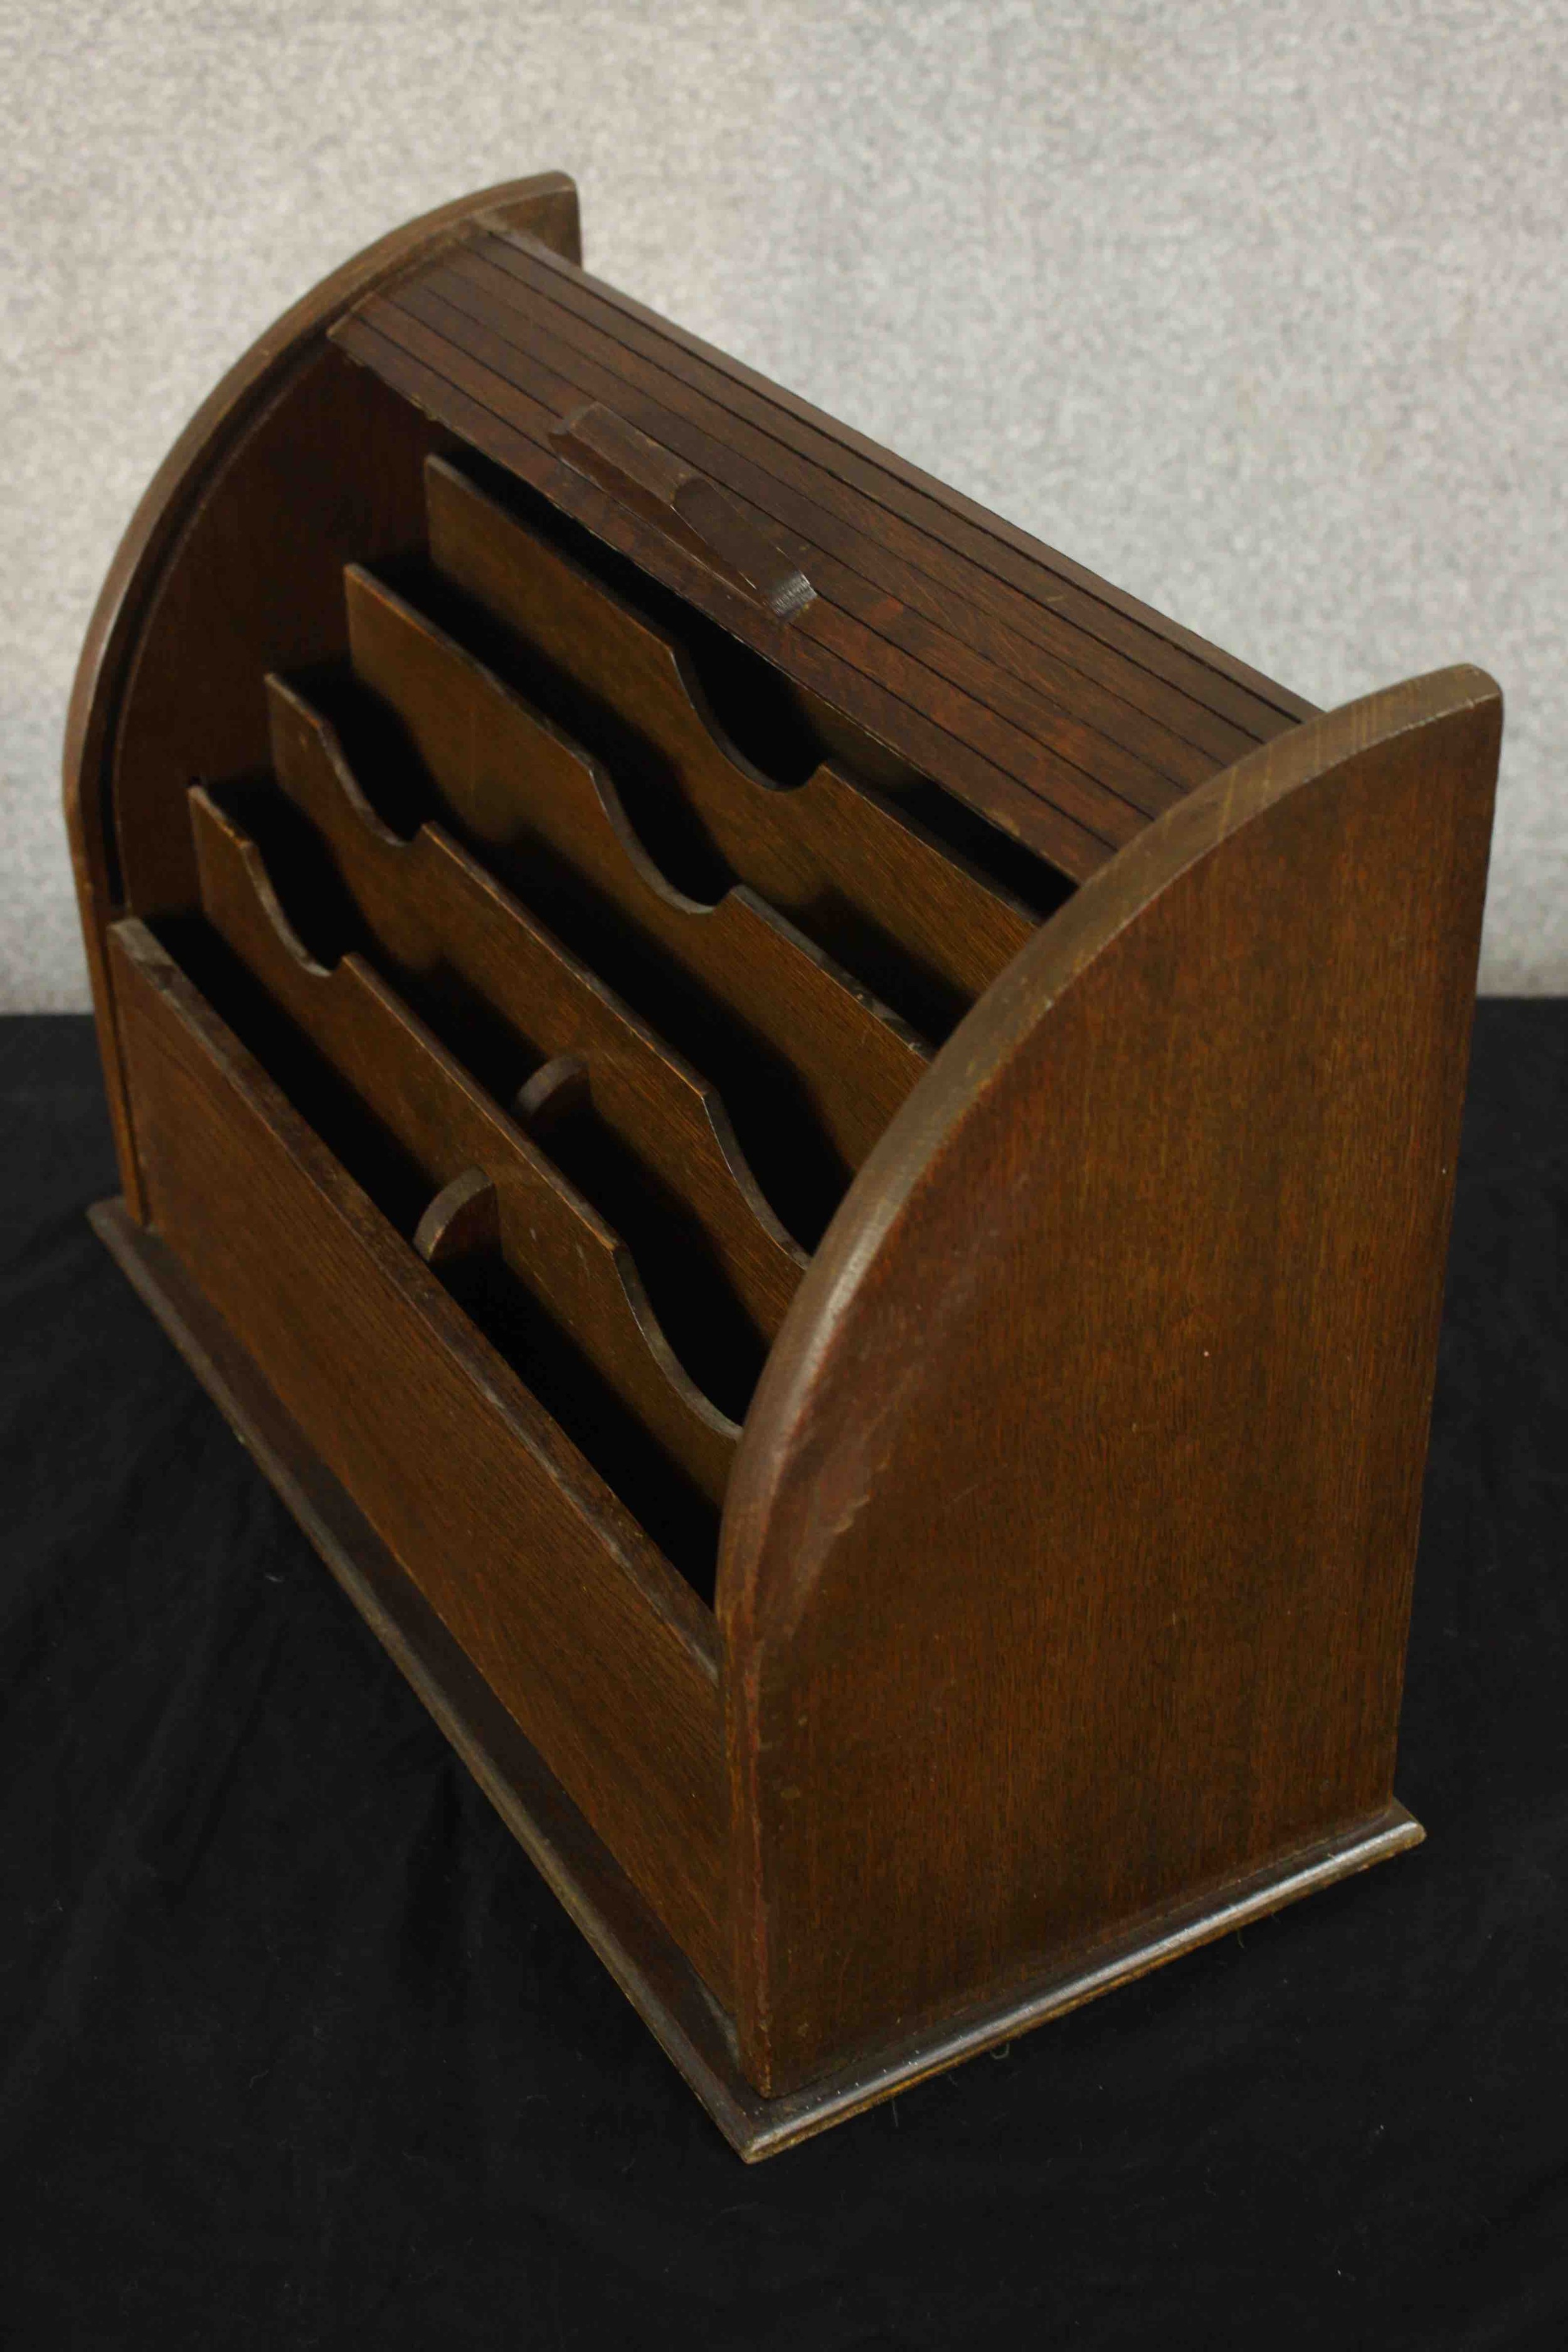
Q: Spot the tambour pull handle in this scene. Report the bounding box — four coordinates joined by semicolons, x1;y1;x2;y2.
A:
548;401;815;622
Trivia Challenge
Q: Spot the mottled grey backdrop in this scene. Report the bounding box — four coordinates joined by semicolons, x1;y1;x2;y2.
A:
4;0;1562;1005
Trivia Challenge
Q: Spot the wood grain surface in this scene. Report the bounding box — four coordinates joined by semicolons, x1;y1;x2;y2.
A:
266;675;806;1356
64;170;581;1226
342;563;931;1241
109;916;732;2000
333;220;1318;879
87;1192;1444;2160
719;668;1500;2094
68;179;1500;2141
187;785;739;1510
424;456;1037;1036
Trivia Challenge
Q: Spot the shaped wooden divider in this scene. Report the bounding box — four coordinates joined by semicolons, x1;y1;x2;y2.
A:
424;454;1039;1027
188;785;739;1510
266;675;806;1347
342;566;931;1232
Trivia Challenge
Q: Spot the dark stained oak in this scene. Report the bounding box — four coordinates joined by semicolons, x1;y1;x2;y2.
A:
417;266;1207;805
425;455;1039;1028
512;1052;590;1131
332;305;1122;881
413;1165;500;1266
107;916;732;2000
64;171;581;1225
548;398;818;622
188;785;740;1508
720;668;1500;2092
435;241;1265;777
341;563;932;1202
266;675;806;1347
331;221;1321;840
87;1192;1446;2161
393;274;1173;832
68;177;1500;2158
480;227;1317;739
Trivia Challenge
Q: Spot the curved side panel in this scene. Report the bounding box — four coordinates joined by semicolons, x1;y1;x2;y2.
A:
719;668;1501;2096
63;169;580;1216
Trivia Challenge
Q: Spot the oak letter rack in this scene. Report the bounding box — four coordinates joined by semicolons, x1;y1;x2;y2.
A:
66;174;1501;2158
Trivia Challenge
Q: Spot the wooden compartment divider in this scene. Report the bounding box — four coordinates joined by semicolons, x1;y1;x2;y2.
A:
424;454;1039;1025
188;783;740;1508
332;298;1125;881
66;174;1501;2158
104;914;733;1994
342;562;932;1212
265;675;806;1346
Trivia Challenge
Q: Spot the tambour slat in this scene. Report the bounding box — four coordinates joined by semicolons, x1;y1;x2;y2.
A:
372;288;1147;854
331;220;1320;885
435;243;1260;781
480;227;1318;738
331;306;1120;883
401;272;1187;819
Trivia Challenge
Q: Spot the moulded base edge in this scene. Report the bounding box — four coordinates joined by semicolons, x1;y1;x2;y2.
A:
91;1195;1426;2161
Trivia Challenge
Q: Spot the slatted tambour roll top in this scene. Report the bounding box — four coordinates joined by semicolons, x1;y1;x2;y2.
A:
68;174;1501;2156
333;215;1320;875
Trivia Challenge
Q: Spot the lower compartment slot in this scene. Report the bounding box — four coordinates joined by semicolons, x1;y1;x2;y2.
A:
203;776;772;1422
162;908;726;1593
181;788;742;1586
425;1225;723;1581
107;915;732;1984
295;663;873;1247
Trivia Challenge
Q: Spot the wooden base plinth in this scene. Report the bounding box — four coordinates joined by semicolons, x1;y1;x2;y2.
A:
92;1197;1424;2161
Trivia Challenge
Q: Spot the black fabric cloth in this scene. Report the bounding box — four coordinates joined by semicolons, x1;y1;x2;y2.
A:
2;1006;1564;2350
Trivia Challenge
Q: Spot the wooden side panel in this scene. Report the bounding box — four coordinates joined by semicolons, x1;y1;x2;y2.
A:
109;919;731;2001
63;170;581;1224
342;566;930;1231
719;670;1500;2095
